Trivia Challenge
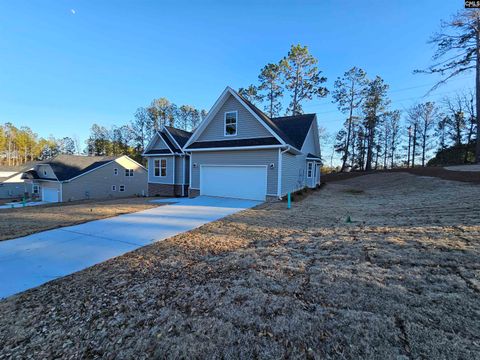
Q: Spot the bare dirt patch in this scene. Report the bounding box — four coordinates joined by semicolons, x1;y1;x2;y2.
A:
0;197;161;241
0;173;479;359
323;167;480;184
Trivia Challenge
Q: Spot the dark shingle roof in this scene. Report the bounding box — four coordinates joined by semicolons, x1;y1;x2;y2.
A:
165;126;192;148
306;153;321;160
188;137;280;149
235;91;315;150
144;149;173;155
159;132;177;153
271;114;316;150
42;155;118;181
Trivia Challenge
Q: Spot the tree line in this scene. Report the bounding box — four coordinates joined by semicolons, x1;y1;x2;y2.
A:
0;123;78;167
85;99;207;162
2;9;479;168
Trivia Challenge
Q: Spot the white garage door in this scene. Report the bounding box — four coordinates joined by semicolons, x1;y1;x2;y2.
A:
200;165;267;201
42;188;59;203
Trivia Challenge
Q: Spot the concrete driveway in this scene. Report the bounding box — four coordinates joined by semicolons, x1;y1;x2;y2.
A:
0;196;260;299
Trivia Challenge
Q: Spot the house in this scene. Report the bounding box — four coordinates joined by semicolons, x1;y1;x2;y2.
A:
143;126;192;197
143;86;322;201
22;154;147;203
0;164;36;199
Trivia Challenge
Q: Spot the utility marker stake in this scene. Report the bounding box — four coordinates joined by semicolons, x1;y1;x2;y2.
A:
287;193;291;209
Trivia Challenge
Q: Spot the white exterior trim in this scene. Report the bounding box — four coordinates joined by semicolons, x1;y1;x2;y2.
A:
228;87;286;145
183;87;286;148
164;127;184;153
142;130;175;156
277;148;282;198
172;155;176;185
224;110;238;137
187;145;284;152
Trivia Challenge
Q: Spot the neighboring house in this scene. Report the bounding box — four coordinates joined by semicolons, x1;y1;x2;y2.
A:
0;164;36;199
142;86;322;201
22;155;147;203
143;126;192;197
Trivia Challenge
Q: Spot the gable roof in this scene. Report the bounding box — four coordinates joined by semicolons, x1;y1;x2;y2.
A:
164;126;192;148
159;131;178;153
184;86;316;152
270;114;316;150
37;155;119;181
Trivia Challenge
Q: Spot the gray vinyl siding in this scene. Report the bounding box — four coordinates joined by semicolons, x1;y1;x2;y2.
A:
148;156;174;184
174;156;184;185
62;158;147;201
0;182;31;199
191;149;278;195
185;156;190;185
301;122;321;157
36;164;57;179
196;94;271;142
150;134;170;151
281;153;307;196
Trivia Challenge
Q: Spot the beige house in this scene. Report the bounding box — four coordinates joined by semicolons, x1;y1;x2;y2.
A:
22;155;147;203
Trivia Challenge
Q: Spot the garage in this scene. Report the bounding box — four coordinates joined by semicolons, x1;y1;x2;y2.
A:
42;187;60;203
200;165;267;201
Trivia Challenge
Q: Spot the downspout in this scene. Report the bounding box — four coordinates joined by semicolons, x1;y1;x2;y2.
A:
172;154;176;194
59;181;63;202
278;146;291;199
182;155;185;197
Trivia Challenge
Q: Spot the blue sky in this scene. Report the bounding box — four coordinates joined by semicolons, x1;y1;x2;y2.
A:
0;0;472;151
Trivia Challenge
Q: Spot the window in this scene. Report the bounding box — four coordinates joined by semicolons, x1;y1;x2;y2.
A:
119;185;125;192
154;159;167;177
112;185;117;191
43;170;47;176
224;111;237;136
307;162;313;178
125;169;134;177
32;185;39;194
114;168;118;175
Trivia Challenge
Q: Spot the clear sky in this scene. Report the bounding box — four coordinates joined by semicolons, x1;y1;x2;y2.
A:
0;0;473;151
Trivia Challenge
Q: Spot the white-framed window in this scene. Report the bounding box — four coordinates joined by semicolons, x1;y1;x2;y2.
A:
112;185;117;191
154;159;167;177
125;169;134;177
32;185;39;194
119;185;125;192
307;162;313;178
224;111;237;136
114;168;118;175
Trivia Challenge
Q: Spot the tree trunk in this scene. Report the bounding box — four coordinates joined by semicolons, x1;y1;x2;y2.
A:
365;125;375;171
412;123;417;168
407;127;411;168
476;17;480;163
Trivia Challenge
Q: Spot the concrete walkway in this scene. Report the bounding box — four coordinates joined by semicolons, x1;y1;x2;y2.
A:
0;201;48;210
0;196;260;298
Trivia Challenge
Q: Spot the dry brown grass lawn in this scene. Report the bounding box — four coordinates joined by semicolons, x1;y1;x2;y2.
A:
0;173;479;359
0;197;160;241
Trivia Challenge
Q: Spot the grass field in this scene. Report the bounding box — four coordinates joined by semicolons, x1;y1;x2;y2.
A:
0;172;479;359
0;197;160;241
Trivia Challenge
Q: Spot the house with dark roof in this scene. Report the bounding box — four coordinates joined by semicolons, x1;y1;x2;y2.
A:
143;126;192;197
22;155;147;203
144;86;322;201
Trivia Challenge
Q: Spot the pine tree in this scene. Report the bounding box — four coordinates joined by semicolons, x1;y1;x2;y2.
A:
280;44;328;115
258;63;283;117
417;10;480;163
332;67;368;171
362;76;390;171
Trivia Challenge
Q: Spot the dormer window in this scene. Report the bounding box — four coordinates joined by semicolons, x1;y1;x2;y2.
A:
224;111;237;136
